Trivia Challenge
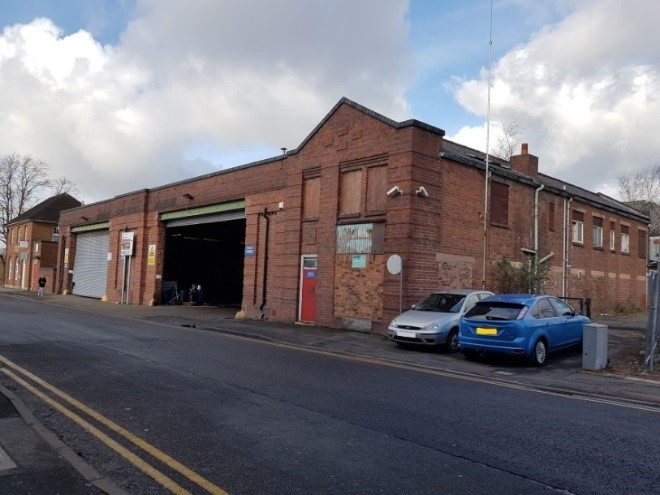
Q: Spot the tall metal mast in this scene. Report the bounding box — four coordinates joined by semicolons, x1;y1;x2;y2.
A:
482;0;494;289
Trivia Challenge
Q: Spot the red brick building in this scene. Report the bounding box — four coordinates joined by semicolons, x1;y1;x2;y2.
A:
4;193;81;294
56;98;648;333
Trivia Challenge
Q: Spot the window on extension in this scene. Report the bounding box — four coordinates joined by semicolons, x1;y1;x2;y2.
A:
572;210;584;244
592;217;603;248
621;225;630;254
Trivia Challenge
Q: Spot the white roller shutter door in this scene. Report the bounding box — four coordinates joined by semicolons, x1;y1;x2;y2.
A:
72;230;109;298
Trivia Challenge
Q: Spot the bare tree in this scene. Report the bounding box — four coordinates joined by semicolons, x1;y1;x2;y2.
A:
617;165;660;203
0;154;52;247
51;176;79;196
494;122;523;160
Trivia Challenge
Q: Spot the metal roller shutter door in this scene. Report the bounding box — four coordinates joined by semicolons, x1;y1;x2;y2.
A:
72;230;109;298
165;210;245;228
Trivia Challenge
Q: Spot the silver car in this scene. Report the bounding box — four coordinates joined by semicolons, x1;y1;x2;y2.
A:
387;289;494;352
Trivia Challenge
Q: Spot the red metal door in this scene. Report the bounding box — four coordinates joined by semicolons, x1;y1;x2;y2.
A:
300;256;317;322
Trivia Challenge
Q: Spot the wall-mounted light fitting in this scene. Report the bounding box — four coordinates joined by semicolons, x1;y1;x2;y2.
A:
415;186;429;198
182;193;194;200
386;186;403;197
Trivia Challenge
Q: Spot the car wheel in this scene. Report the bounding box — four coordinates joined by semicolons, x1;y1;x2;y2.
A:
462;349;479;361
445;329;459;353
531;339;548;367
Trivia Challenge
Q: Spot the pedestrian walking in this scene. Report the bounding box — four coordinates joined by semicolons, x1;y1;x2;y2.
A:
37;276;46;297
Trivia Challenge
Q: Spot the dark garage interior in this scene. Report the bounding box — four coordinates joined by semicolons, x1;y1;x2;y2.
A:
162;219;246;306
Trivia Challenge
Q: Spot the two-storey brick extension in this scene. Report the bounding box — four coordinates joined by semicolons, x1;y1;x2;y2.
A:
56;98;648;333
4;193;81;294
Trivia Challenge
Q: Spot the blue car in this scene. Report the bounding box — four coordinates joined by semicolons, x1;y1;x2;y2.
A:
459;294;590;366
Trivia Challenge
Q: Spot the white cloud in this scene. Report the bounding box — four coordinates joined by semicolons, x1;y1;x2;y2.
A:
450;0;660;198
0;1;413;202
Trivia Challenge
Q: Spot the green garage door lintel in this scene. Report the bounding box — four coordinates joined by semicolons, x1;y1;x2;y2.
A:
160;200;245;222
72;222;110;233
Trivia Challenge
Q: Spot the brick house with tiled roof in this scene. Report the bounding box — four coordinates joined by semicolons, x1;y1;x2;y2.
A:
4;193;81;293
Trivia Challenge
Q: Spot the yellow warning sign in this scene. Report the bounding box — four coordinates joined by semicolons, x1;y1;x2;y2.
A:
148;244;156;265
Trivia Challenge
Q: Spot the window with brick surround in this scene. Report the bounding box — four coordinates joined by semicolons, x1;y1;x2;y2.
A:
592;216;603;248
303;176;320;219
490;181;509;226
572;210;584;244
339;169;362;216
621;225;630;254
609;221;616;251
548;202;555;231
638;229;647;259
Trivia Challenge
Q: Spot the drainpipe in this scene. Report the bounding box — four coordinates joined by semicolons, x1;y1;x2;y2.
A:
58;236;67;293
563;197;573;297
534;184;545;254
533;184;544;293
259;207;271;318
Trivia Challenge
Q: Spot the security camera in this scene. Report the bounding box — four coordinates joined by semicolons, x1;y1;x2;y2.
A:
415;186;429;198
387;186;403;197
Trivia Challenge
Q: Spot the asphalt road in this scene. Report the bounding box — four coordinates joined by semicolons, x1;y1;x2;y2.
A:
0;294;658;495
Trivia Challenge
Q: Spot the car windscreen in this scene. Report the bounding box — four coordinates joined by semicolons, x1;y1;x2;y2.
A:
464;301;526;321
414;294;465;313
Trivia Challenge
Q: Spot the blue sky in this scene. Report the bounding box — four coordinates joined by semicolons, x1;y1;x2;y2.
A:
0;1;656;202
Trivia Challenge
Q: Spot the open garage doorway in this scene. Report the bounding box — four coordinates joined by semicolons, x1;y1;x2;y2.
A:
163;218;245;307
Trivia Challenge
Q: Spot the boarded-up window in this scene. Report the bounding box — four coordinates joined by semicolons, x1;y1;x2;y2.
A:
339;169;362;215
336;223;385;254
490;182;509;225
548;202;555;231
366;166;387;213
303;177;320;219
638;229;647;259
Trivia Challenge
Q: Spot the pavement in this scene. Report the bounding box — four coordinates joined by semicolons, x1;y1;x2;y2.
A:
0;288;658;494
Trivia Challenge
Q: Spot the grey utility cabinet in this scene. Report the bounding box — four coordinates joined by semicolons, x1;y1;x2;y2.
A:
582;323;608;370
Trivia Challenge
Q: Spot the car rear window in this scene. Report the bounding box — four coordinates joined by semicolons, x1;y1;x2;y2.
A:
414;294;465;313
464;302;526;321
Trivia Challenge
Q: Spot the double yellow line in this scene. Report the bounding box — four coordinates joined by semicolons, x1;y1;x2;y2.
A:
0;354;228;495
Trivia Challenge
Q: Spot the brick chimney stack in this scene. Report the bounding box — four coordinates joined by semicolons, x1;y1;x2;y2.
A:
509;142;538;178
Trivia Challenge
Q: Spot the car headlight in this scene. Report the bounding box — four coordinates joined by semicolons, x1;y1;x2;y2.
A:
389;318;398;327
422;321;442;332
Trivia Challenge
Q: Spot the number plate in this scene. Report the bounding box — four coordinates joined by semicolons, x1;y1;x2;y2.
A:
476;327;498;336
397;330;417;338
